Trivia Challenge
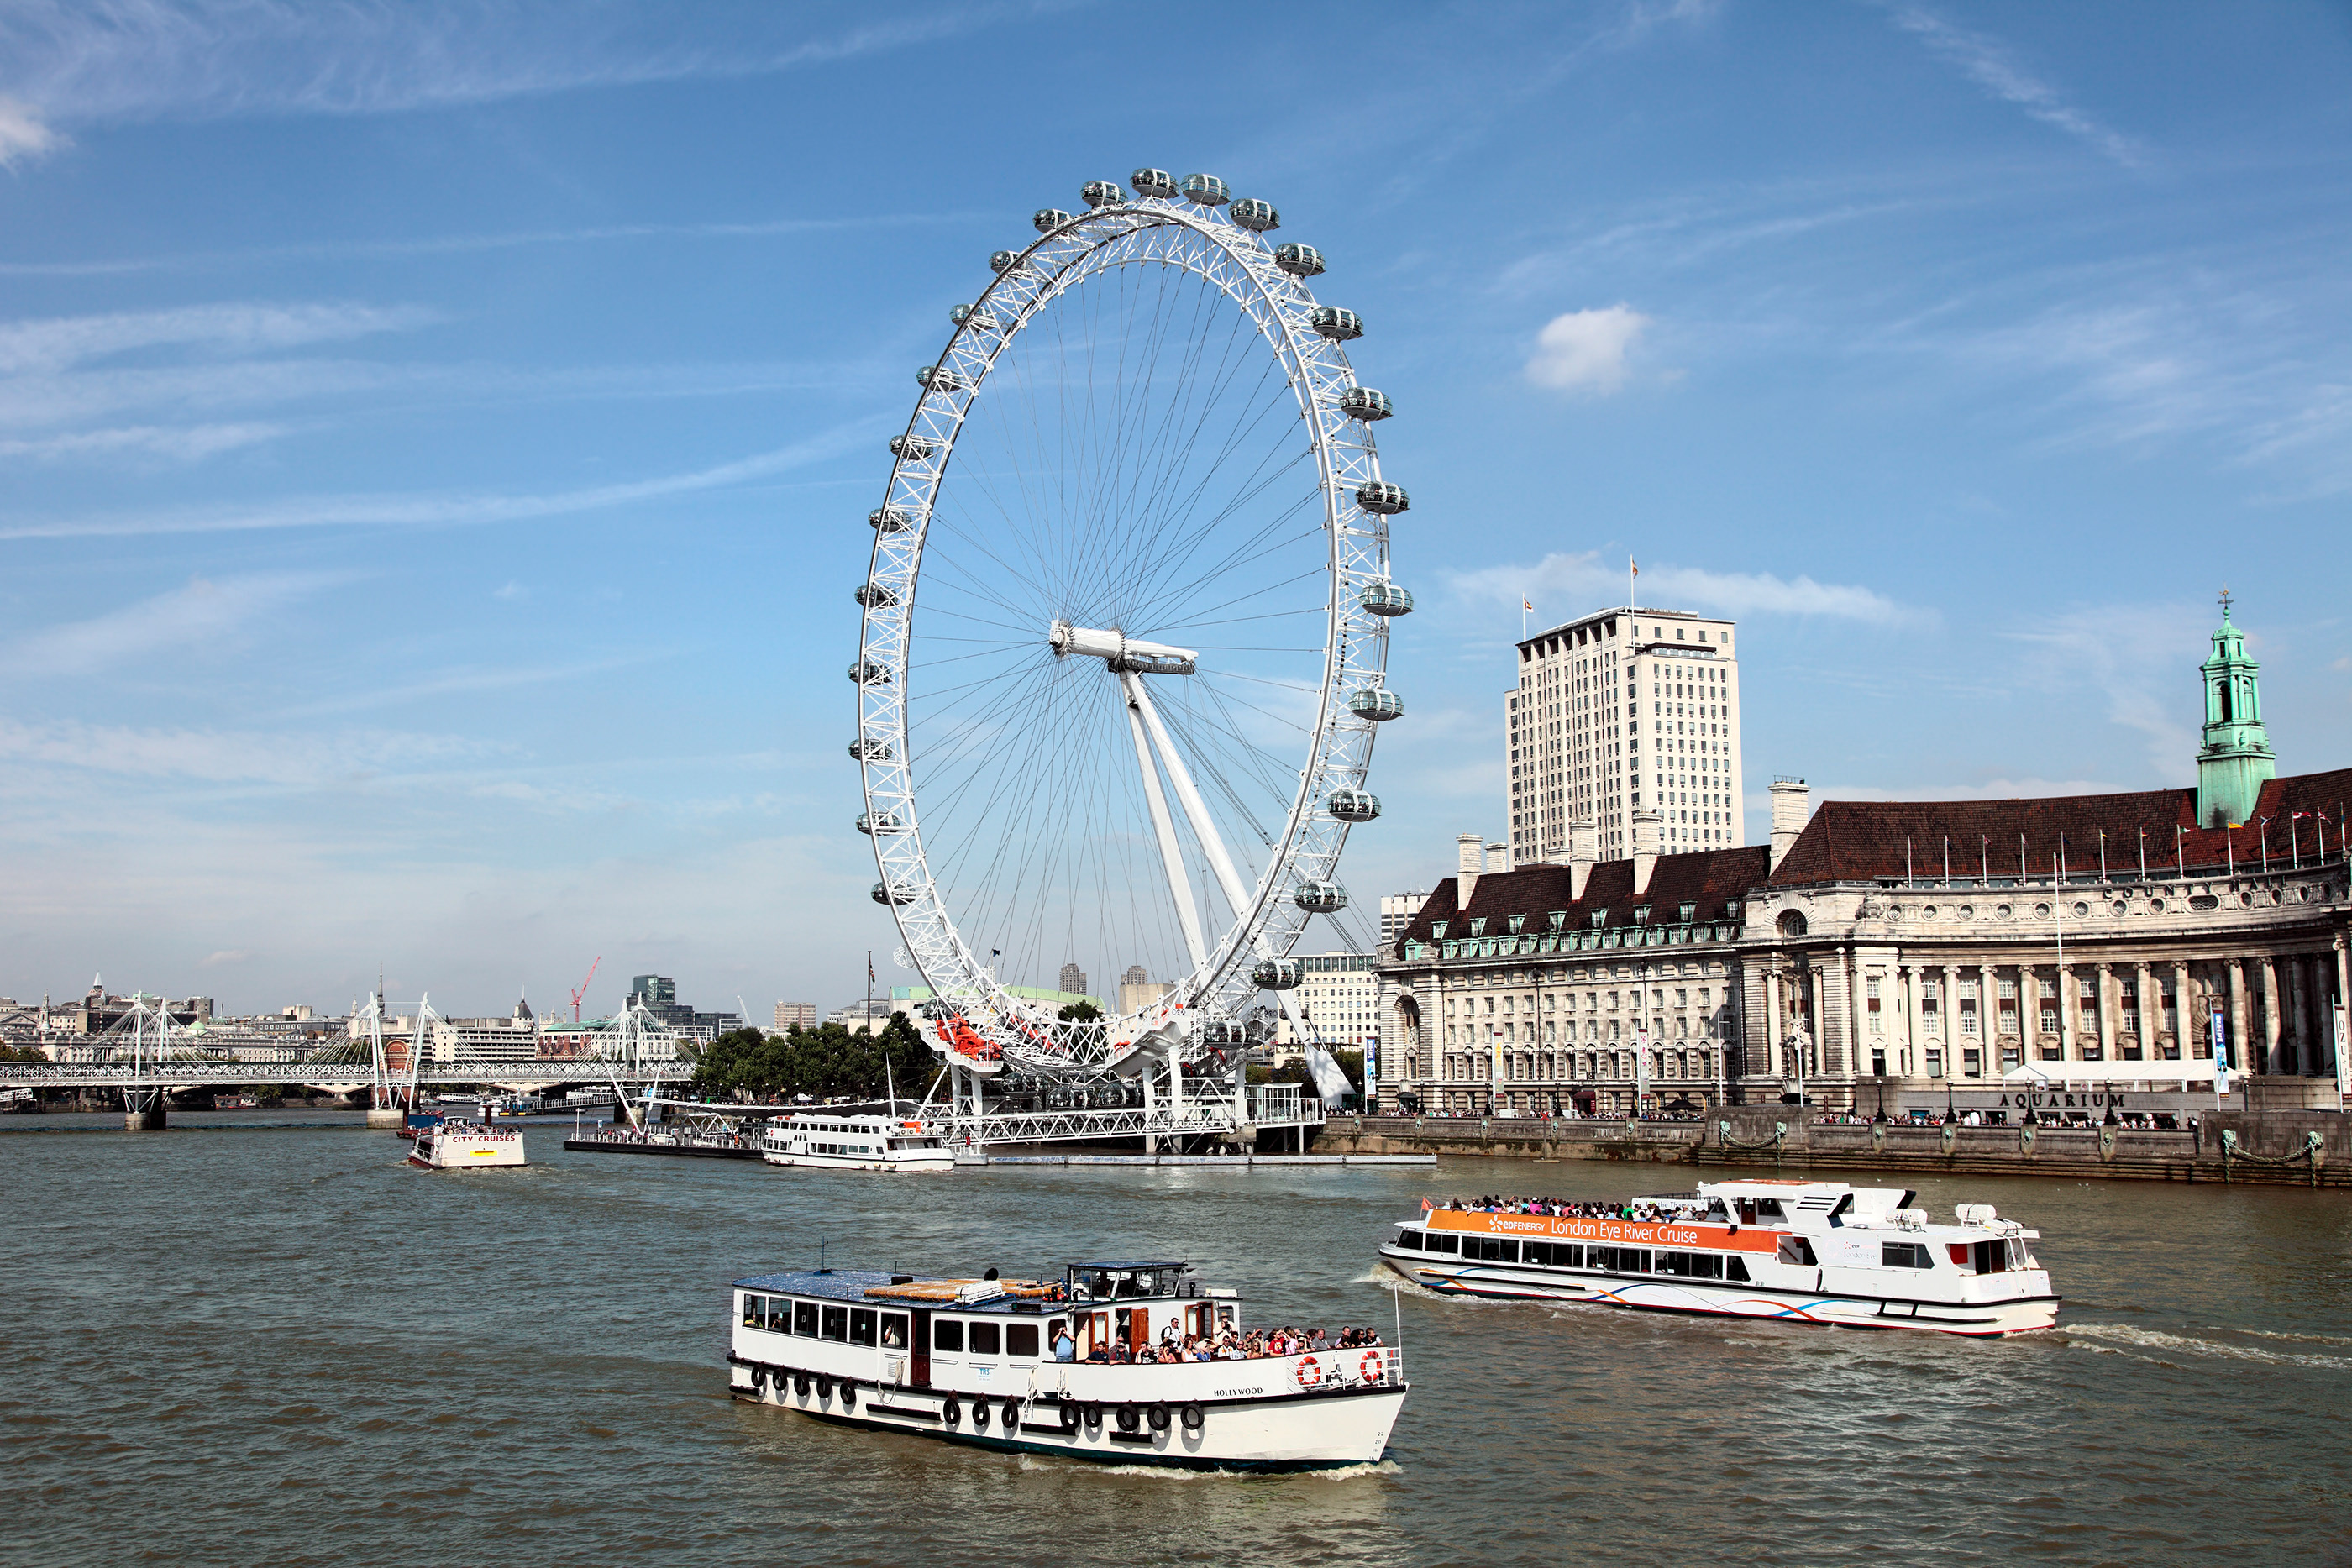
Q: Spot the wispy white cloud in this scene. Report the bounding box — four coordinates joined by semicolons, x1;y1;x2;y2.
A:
2002;600;2211;780
0;301;433;375
3;570;354;676
0;422;282;461
0;712;472;785
275;654;669;720
1882;3;2145;168
0;416;889;539
1455;551;1909;626
199;948;250;967
1525;305;1650;395
0;92;61;165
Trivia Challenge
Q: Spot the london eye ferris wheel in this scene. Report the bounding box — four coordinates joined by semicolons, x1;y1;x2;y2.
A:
853;167;1411;1080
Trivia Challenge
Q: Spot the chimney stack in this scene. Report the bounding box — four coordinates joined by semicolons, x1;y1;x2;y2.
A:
1568;816;1599;900
1484;842;1511;874
1769;778;1811;873
1457;833;1483;909
1631;809;1661;896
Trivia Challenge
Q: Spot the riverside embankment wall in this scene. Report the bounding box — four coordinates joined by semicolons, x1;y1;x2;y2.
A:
1315;1109;2351;1187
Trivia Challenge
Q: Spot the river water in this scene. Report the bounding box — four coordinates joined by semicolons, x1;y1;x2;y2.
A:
5;1112;2348;1566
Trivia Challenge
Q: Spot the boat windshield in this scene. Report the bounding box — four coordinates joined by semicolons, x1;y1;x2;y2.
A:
1067;1264;1188;1300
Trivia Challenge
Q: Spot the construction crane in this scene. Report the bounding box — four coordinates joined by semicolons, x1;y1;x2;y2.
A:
570;956;601;1023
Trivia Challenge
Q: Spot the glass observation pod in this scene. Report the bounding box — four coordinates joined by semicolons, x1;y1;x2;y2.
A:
1356;481;1409;515
1252;957;1304;990
990;249;1037;275
1358;580;1414;616
1130;168;1180;200
1032;207;1074;234
1348;687;1405;721
1339;386;1393;422
1229;197;1279;232
1294;880;1349;913
871;882;916;906
1326;789;1382;822
1312;307;1364;342
888;436;937;461
870;506;919;532
848;739;891;760
1080;179;1126;208
853;584;896;608
855;812;904;836
849;661;891;686
916;365;960;392
948;304;1000;333
1179;172;1229;206
1275;244;1326;277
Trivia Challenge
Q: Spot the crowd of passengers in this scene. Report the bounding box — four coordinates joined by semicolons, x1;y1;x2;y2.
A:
1055;1322;1383;1364
1441;1195;1694;1222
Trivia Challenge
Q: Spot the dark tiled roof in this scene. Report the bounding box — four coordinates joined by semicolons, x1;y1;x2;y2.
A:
1391;845;1772;957
1768;766;2352;887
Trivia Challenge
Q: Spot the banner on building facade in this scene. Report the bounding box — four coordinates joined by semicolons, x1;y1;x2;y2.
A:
2334;1005;2348;1104
2211;1002;2231;1098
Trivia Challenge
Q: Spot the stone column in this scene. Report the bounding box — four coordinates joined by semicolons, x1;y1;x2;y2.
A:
2056;962;2074;1062
2260;958;2282;1075
1941;962;1959;1077
2096;962;2117;1061
2172;959;2192;1060
2229;960;2250;1075
1904;962;1924;1077
1981;961;1998;1077
2133;961;2153;1061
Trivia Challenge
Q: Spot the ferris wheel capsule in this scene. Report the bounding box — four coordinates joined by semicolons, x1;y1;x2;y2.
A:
1179;173;1229;206
872;882;916;905
856;812;905;836
870;506;919;532
989;249;1029;275
1339;386;1393;421
1311;306;1363;342
849;738;892;761
1033;207;1075;233
1347;687;1405;721
1355;481;1409;514
1358;580;1414;616
1130;167;1179;200
854;584;897;607
1080;180;1126;208
1326;789;1382;822
889;436;937;462
849;661;892;686
1251;958;1303;991
916;365;961;391
1294;879;1348;913
1274;244;1325;277
949;303;1000;332
1229;197;1278;232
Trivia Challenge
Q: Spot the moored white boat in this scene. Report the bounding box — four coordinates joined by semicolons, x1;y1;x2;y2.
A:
407;1118;527;1169
759;1112;953;1173
727;1261;1407;1469
1381;1178;2057;1337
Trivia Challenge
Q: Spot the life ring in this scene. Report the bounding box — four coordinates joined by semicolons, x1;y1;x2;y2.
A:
794;1371;811;1397
1116;1405;1141;1433
1359;1350;1384;1384
972;1401;991;1430
1179;1403;1205;1432
815;1376;832;1399
1147;1403;1171;1433
1294;1355;1322;1389
1058;1400;1081;1434
1002;1398;1021;1429
941;1397;962;1425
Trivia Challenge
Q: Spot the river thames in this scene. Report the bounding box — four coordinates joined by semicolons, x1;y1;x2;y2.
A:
5;1113;2346;1565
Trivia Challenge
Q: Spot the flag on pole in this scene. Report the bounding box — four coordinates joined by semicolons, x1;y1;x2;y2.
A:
1523;597;1533;613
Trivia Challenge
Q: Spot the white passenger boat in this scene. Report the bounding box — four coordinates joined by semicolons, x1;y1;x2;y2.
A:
759;1113;953;1173
727;1261;1407;1469
407;1118;527;1169
1380;1178;2057;1337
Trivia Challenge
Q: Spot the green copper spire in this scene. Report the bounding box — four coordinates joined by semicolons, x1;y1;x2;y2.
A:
2196;590;2274;828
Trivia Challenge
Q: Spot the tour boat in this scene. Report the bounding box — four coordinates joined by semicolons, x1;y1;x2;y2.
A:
1380;1178;2057;1337
727;1261;1407;1469
759;1112;953;1173
407;1118;527;1169
214;1093;258;1109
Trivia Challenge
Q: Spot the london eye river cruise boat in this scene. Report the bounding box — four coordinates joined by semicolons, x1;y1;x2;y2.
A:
1381;1178;2056;1336
759;1112;953;1173
727;1261;1406;1469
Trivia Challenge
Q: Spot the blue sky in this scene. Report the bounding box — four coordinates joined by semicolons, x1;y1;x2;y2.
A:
2;0;2346;1020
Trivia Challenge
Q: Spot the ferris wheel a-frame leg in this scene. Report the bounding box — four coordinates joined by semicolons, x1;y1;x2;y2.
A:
1120;673;1208;973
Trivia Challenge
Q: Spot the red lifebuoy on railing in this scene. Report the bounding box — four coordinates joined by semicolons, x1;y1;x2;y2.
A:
1359;1350;1383;1384
1294;1355;1322;1389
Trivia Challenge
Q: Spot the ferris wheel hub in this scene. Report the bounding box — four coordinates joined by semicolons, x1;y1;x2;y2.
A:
1047;619;1198;676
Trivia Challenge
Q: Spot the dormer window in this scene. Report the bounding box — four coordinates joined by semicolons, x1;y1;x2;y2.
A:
1677;901;1696;924
1724;901;1743;923
1431;920;1447;938
1588;910;1607;929
1468;919;1487;936
1508;915;1526;934
1633;905;1651;926
1546;910;1567;931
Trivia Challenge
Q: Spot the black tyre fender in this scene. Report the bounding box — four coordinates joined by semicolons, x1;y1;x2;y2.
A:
1058;1400;1081;1434
972;1400;991;1430
941;1397;961;1425
1083;1403;1104;1429
1002;1398;1022;1429
794;1371;811;1397
1147;1403;1171;1433
840;1381;857;1410
1116;1404;1141;1433
1179;1403;1205;1432
815;1376;832;1400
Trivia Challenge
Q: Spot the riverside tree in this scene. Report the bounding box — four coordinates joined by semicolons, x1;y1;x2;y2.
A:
689;1012;938;1103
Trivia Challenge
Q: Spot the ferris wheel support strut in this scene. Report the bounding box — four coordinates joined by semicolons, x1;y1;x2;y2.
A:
1120;671;1210;973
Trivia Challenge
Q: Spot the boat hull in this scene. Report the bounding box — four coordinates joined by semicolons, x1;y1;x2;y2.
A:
760;1151;954;1174
1383;1249;2057;1336
728;1365;1403;1470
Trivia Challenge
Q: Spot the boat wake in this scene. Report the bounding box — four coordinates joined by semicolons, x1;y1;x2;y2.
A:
2066;1323;2352;1371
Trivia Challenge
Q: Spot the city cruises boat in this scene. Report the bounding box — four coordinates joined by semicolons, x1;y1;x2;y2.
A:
759;1113;953;1173
727;1261;1407;1469
1380;1178;2057;1337
407;1118;527;1169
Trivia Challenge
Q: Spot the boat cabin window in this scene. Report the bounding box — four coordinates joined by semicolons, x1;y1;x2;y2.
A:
795;1300;820;1336
1958;1238;2034;1274
1702;1199;1730;1221
1524;1240;1583;1268
933;1319;965;1352
1393;1229;1423;1250
1776;1235;1818;1267
1461;1236;1519;1263
1882;1242;1934;1270
969;1322;1000;1356
880;1313;908;1350
849;1308;878;1346
1005;1324;1039;1358
821;1305;848;1342
1653;1251;1726;1279
1589;1245;1650;1274
740;1293;763;1328
1422;1232;1460;1256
